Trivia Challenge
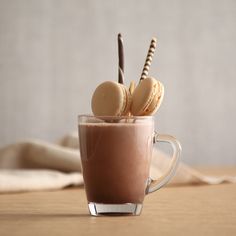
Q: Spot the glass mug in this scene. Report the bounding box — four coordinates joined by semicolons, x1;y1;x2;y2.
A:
78;115;181;216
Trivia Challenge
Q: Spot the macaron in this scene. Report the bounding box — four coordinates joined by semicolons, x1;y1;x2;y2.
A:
91;81;131;116
130;77;164;116
129;81;136;96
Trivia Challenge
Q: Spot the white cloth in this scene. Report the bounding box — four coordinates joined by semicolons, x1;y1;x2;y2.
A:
0;133;235;193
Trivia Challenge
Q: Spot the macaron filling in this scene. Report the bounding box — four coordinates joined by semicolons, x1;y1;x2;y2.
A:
118;85;131;116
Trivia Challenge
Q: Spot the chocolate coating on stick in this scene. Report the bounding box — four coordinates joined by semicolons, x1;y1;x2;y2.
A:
118;33;124;84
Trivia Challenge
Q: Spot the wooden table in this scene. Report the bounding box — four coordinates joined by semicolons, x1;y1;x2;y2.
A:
0;167;235;236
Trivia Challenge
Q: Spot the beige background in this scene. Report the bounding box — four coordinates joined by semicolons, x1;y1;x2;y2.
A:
0;0;235;165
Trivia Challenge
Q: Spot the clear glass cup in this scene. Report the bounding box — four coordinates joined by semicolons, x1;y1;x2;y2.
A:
78;115;181;216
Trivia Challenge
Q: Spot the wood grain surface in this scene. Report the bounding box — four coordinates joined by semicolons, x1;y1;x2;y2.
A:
0;167;235;236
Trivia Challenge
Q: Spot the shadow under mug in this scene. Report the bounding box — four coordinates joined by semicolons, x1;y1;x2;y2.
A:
78;115;181;216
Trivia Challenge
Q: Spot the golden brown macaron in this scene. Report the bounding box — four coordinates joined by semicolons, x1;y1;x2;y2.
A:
130;77;164;116
129;81;136;95
91;81;131;116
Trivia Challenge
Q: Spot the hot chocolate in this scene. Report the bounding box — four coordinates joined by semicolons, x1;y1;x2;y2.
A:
79;121;154;204
77;35;181;216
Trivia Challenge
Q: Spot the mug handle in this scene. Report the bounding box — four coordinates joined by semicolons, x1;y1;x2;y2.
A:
147;132;182;194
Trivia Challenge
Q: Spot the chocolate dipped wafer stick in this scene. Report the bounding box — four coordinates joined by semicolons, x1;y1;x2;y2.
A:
118;33;124;84
140;37;157;81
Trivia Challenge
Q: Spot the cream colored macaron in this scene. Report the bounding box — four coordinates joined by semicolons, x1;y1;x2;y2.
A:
91;81;131;116
130;77;164;116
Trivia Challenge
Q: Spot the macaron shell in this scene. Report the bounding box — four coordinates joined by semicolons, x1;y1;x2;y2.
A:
131;77;159;116
142;81;164;115
91;81;128;116
129;81;136;95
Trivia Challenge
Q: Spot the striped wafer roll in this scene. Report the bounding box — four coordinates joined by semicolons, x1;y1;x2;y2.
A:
140;37;157;81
